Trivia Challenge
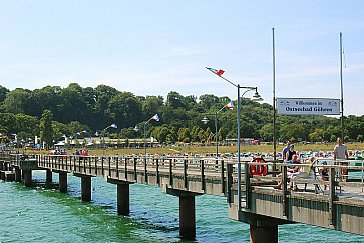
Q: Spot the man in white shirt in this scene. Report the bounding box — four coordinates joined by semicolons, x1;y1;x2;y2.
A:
333;137;349;181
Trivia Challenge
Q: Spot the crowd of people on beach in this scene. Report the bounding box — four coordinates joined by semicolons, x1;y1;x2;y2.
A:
51;149;89;156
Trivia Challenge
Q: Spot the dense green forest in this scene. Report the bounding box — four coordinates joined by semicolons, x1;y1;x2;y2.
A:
0;83;363;147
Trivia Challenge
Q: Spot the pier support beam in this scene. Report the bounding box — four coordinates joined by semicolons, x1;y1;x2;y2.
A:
250;225;278;243
59;172;68;193
106;178;133;216
46;169;52;185
14;167;22;182
81;176;92;202
179;194;196;239
23;170;32;187
164;188;202;239
228;206;290;243
117;183;130;216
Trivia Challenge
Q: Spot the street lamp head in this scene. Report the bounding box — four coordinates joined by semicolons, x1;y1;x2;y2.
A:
251;91;263;102
201;116;209;124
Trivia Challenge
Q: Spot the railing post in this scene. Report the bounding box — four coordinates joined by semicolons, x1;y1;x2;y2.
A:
245;161;251;210
201;159;205;191
144;155;147;183
156;158;160;185
133;157;137;182
65;156;68;171
329;167;336;225
83;156;86;173
282;165;288;216
184;158;188;189
116;156;119;178
124;157;128;180
227;163;233;203
95;156;97;175
101;157;104;176
169;158;173;187
78;156;81;173
221;159;225;194
108;157;111;177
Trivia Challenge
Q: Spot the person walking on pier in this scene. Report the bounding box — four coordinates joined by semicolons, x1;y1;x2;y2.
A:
334;137;349;181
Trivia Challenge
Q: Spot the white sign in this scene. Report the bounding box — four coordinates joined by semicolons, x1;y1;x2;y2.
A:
277;98;340;115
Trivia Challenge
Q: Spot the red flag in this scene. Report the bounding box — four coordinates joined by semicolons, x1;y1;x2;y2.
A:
217;69;225;76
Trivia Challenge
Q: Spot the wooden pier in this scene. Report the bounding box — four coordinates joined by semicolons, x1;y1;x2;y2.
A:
1;153;363;242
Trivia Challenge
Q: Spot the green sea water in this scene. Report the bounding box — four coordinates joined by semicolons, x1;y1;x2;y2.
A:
1;171;364;243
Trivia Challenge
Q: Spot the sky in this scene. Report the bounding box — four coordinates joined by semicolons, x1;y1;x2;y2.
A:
0;1;363;116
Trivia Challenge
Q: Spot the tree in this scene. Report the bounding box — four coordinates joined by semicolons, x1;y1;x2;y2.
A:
177;127;191;142
199;94;219;109
0;85;9;103
309;128;325;142
259;124;273;142
152;125;171;143
0;113;16;135
40;110;54;149
142;96;164;120
108;92;142;129
2;88;31;114
15;114;39;141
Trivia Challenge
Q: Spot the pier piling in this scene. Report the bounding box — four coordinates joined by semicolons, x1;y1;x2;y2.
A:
117;183;130;216
14;167;21;182
59;172;68;192
81;176;92;201
46;169;52;185
23;170;32;187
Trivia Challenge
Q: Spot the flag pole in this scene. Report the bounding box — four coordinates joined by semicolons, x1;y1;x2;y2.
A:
272;27;277;162
340;32;344;141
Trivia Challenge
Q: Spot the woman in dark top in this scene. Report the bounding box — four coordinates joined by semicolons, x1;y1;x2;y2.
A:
286;144;296;162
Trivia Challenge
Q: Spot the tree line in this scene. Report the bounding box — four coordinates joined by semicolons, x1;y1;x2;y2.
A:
0;83;363;147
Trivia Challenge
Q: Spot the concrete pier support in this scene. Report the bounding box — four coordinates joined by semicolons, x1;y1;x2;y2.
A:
164;188;202;239
179;194;196;239
23;170;32;187
15;167;22;182
59;172;68;193
250;225;278;243
81;176;92;201
117;183;130;216
106;178;133;216
228;206;288;243
46;169;52;185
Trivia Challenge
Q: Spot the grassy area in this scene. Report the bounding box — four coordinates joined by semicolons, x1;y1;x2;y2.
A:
26;142;364;156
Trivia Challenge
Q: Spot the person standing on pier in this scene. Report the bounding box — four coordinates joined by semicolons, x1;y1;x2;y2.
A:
286;144;296;162
333;137;349;181
282;141;291;162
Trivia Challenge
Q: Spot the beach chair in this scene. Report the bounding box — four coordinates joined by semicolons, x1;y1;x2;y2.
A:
291;157;324;193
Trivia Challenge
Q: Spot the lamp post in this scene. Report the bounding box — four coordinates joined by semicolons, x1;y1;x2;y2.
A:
201;101;235;157
143;114;160;160
142;114;160;183
206;67;263;210
101;123;117;155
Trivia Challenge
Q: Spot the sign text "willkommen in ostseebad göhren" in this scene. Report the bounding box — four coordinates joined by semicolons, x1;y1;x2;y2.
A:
276;98;340;115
